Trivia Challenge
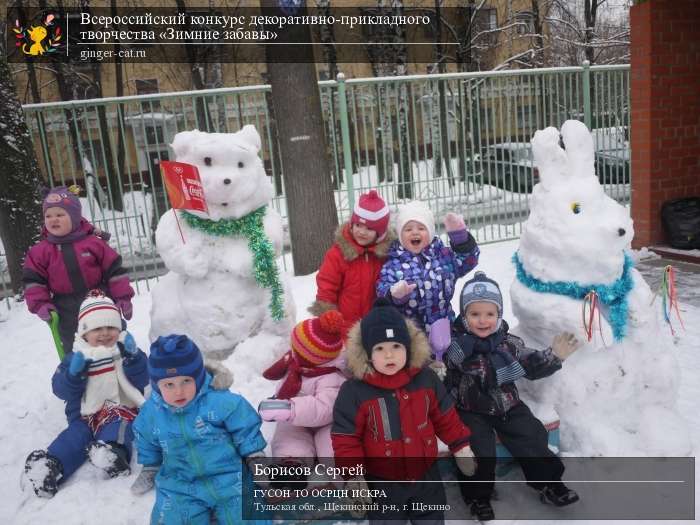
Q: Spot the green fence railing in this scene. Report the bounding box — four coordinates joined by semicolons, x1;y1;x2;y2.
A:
1;62;630;305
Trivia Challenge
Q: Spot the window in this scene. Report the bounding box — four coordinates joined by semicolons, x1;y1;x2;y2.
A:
136;78;160;110
516;12;536;35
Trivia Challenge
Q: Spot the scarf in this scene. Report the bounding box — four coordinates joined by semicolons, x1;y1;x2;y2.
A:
512;251;634;341
447;321;527;386
182;207;284;321
74;339;145;416
263;351;339;399
44;218;92;244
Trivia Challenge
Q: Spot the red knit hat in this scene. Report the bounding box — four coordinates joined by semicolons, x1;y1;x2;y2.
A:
263;310;344;399
351;190;390;240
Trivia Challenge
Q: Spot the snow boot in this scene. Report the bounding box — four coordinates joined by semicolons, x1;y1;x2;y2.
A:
88;441;131;478
470;499;495;521
540;482;580;506
23;450;63;498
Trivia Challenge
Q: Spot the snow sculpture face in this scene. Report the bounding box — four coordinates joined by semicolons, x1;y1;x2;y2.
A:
520;120;633;284
169;125;274;221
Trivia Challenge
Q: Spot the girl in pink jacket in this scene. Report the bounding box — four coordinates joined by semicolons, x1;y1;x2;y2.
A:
258;310;347;477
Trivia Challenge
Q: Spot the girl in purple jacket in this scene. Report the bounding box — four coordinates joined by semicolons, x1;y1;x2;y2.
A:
22;186;134;354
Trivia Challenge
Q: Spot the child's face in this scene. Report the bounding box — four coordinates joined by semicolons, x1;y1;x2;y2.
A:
351;223;378;246
44;207;72;237
371;341;407;375
400;221;430;254
464;302;499;338
83;326;120;347
158;376;197;408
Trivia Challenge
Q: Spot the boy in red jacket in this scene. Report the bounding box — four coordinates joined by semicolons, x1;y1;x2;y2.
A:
310;190;393;334
332;299;476;524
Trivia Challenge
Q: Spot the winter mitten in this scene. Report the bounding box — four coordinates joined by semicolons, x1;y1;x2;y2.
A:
551;332;580;361
68;351;88;377
454;445;477;476
130;465;159;495
390;280;417;301
258;399;294;422
116;299;133;320
245;451;270;488
119;331;138;356
428;317;452;361
443;212;467;233
204;357;234;390
345;476;373;518
429;360;447;380
37;303;56;323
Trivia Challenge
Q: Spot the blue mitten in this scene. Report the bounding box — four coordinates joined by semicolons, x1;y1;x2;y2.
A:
120;332;138;356
68;351;88;377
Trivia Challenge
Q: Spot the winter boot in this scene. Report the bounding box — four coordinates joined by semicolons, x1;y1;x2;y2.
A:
540;482;580;507
88;441;131;478
23;450;63;498
470;499;495;521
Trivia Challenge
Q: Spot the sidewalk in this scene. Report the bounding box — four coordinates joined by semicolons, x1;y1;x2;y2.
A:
636;255;700;308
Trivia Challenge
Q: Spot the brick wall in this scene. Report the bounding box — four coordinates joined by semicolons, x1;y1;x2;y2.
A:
630;0;700;248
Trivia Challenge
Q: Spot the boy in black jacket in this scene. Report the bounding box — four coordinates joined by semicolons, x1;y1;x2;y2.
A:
444;272;581;521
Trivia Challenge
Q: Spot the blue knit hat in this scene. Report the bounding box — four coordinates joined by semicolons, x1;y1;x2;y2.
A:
148;334;205;395
460;272;503;330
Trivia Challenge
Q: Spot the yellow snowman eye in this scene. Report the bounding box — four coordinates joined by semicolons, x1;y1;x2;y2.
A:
571;202;581;214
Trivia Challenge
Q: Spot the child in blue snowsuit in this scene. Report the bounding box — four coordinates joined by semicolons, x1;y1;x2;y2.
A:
377;200;480;362
134;334;269;525
23;292;148;498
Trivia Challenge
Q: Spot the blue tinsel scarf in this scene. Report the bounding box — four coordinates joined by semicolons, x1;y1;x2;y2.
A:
512;251;634;341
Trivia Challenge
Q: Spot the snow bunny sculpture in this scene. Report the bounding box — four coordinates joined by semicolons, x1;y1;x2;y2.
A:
511;120;690;456
150;126;296;378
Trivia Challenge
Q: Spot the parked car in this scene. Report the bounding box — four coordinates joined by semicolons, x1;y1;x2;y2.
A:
595;144;630;184
479;142;539;193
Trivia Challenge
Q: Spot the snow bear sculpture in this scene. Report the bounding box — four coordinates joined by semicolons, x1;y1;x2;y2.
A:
150;126;295;371
510;120;690;456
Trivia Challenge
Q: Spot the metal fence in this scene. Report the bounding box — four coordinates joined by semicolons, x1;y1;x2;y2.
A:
1;63;630;305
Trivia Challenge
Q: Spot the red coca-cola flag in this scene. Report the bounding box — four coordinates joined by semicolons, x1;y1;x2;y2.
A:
160;161;209;214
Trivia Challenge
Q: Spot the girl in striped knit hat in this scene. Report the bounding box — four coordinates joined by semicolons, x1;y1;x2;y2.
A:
22;290;148;498
258;310;348;484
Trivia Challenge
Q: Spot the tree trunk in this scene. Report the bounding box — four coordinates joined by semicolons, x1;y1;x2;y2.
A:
0;53;45;295
262;0;338;275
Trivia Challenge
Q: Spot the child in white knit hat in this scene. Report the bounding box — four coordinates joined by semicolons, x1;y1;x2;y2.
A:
22;290;148;498
376;200;480;367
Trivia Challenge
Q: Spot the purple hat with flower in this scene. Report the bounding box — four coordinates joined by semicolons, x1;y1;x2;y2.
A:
42;186;82;232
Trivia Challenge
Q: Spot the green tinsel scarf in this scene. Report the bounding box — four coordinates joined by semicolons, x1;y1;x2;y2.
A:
181;207;285;321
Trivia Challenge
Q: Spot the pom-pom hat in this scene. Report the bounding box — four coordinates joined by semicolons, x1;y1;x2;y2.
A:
43;186;82;232
459;271;504;331
77;290;122;337
263;310;345;399
395;200;436;241
351;190;390;240
148;334;205;395
360;298;411;358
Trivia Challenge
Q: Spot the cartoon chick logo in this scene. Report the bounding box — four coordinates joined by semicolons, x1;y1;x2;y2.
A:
14;13;62;56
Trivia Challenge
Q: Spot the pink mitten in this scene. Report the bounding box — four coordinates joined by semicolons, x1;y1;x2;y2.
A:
443;212;467;233
258;399;294;422
116;299;133;320
390;280;417;300
37;303;56;322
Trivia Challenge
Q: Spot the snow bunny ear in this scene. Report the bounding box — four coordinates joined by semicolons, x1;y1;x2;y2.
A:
170;130;202;160
235;124;261;154
531;126;567;189
560;120;595;180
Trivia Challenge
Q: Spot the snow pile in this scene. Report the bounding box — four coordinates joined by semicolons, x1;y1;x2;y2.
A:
510;120;691;456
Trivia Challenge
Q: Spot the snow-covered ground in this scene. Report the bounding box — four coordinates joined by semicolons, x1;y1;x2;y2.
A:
0;240;697;524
